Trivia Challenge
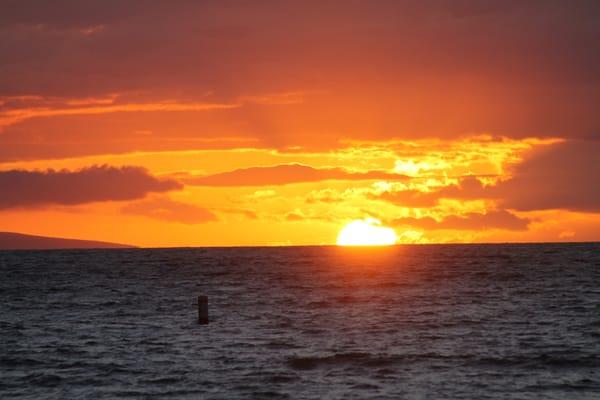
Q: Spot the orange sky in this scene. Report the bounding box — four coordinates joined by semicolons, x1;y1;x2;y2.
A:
1;1;599;246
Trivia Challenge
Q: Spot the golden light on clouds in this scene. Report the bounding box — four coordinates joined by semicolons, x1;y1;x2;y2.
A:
0;135;595;247
1;1;599;247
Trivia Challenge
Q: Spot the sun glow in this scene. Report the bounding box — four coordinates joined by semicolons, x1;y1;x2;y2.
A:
337;218;397;246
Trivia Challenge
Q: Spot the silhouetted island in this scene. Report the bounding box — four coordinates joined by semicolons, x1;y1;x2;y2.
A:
0;232;134;250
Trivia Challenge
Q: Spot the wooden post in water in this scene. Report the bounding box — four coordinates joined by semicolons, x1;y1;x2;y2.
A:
198;295;209;325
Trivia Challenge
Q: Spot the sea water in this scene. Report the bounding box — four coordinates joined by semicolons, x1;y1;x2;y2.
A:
1;244;599;399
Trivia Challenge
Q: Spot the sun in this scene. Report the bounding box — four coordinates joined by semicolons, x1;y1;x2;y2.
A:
337;218;397;246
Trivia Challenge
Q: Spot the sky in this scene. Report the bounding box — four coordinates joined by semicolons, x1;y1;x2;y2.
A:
1;0;599;247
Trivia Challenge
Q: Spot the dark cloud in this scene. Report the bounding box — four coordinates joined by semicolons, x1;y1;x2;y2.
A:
0;165;181;209
121;196;217;224
0;0;598;161
183;164;407;186
377;189;440;208
499;140;600;212
380;140;600;214
0;0;143;29
393;210;530;231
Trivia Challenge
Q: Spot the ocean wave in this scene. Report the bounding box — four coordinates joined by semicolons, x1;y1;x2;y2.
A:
287;352;411;370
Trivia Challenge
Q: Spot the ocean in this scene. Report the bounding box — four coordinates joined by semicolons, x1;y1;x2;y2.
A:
1;244;599;399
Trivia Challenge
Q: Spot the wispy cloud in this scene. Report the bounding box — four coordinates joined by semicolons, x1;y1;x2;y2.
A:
182;163;408;186
121;196;217;224
0;95;240;129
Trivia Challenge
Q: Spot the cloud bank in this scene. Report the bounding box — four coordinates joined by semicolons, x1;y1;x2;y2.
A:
0;165;181;209
1;1;599;161
499;140;600;213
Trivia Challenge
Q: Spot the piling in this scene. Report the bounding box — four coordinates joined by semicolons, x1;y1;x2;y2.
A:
198;295;209;325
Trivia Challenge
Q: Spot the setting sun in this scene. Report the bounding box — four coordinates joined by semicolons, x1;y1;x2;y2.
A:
337;218;398;246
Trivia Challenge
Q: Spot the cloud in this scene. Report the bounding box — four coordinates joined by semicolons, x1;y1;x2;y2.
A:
376;189;440;208
0;95;240;129
376;176;493;208
0;92;314;131
498;140;600;212
0;165;181;209
0;0;143;30
393;210;530;231
285;211;305;221
183;164;407;186
218;208;259;219
378;140;600;215
0;1;599;163
121;196;217;224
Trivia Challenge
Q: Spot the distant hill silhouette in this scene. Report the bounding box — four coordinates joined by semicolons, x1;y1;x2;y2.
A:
0;232;134;250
